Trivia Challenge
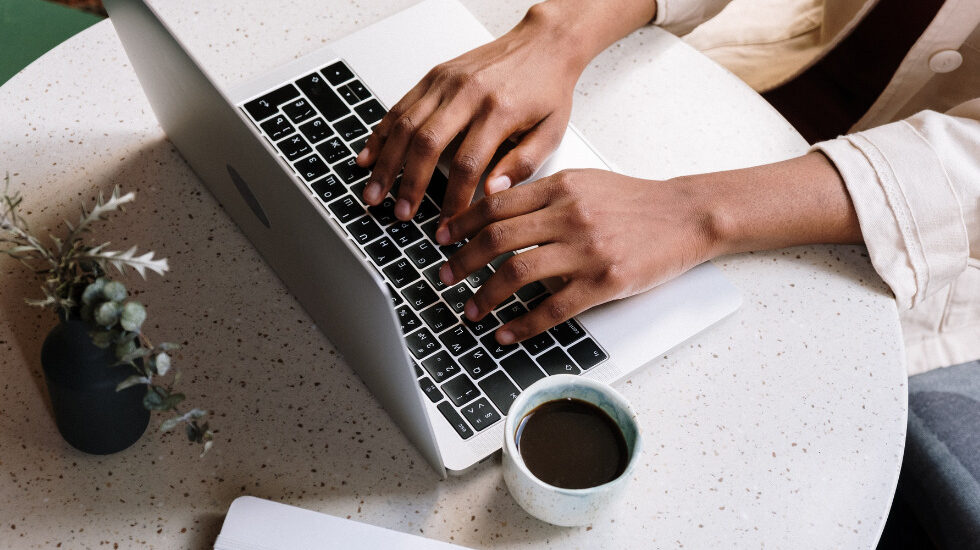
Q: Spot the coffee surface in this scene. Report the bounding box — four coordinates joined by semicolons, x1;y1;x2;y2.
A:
515;398;628;489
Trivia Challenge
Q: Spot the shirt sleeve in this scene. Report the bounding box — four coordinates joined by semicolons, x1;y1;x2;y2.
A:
653;0;734;35
812;99;980;310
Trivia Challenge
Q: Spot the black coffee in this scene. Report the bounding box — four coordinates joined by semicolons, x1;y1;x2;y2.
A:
515;397;628;489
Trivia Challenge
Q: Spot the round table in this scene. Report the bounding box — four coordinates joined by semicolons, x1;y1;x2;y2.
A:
0;1;907;548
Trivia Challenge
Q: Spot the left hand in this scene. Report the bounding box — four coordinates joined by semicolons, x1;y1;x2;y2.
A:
434;168;721;345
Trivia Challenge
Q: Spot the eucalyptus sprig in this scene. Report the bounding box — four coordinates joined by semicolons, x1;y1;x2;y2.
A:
1;173;213;455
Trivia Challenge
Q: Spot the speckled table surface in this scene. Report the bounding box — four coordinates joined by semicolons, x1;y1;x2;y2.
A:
0;1;907;548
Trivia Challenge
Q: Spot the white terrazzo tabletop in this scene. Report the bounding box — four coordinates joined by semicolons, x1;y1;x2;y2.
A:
0;0;907;548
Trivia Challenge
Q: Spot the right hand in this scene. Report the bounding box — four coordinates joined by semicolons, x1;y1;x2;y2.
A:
355;3;589;223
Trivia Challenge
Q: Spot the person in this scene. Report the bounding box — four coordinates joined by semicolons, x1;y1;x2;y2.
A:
354;0;979;375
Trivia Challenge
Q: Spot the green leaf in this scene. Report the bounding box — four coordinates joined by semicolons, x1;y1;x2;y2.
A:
155;352;171;375
162;393;185;410
116;375;149;392
102;280;127;302
115;336;137;361
142;387;165;410
81;279;106;305
119;301;146;332
94;301;122;327
117;347;151;365
90;329;116;349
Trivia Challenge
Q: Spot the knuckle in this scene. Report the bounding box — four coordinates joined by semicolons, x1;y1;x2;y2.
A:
479;194;504;219
412;127;441;155
485;92;512;113
500;255;531;284
451;153;480;178
482;222;509;252
511;154;538;181
544;299;569;323
393;115;417;137
568;200;593;226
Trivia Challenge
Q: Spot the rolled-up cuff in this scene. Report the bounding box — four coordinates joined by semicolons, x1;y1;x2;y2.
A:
653;0;731;36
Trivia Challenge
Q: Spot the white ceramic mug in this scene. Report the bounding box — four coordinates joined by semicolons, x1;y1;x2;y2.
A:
501;375;643;526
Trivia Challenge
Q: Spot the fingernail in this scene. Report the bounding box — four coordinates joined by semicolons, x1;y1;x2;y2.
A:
497;330;515;345
464;301;478;320
364;182;382;203
435;226;451;245
439;263;455;285
355;147;370;165
395;199;412;220
486;175;511;194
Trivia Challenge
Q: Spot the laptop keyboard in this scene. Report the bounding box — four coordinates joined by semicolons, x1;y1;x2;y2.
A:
241;60;609;441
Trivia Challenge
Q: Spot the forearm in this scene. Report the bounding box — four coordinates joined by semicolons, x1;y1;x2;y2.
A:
686;152;863;256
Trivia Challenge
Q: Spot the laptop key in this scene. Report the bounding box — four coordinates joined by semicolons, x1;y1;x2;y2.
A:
396;306;422;334
521;331;556;356
496;301;527;324
322;61;354;86
405;240;442;270
501;350;546;389
382;259;419;288
413;196;440;224
260;114;294;141
296;154;329;182
420;302;456;334
569;338;607;371
418;376;442;403
459;347;495;380
460;398;501;431
316;137;351;165
337;83;359;105
536;347;580;376
463;312;499;336
437;401;473;440
439;241;465;259
422;264;447;292
465;266;492;288
355;99;385;125
516;281;546;302
364;236;399;266
489;252;515;270
550;319;586;346
479;371;520;415
334;115;369;142
386;283;403;307
333;158;370;185
243;83;299;121
368;196;398;226
420;219;439;242
442;374;479;407
327;195;363;224
282;97;316;124
347;216;383;245
299;117;333;143
443;283;473;314
405;328;439;360
387;221;424;248
311;174;345;204
402;280;439;310
426;170;449;206
350;135;369;156
296;72;349;122
421;350;460;382
480;332;518;359
439;325;477;356
277;134;312;161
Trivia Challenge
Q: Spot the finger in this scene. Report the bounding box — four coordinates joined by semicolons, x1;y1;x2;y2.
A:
495;283;591;345
361;95;440;206
464;245;575;323
439;179;555;244
484;112;566;195
356;79;428;168
438;115;515;223
394;99;473;221
440;209;555;285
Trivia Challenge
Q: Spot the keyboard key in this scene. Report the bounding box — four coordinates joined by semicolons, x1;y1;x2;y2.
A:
422;264;447;292
439;240;465;259
420;219;439;242
439;325;477;356
396;306;422;334
364;236;399;266
460;398;500;431
426;170;449;205
516;281;546;302
299;117;333;143
443;374;479;407
443;283;473;314
337;83;359;105
405;328;439;360
405;240;442;270
479;371;520;415
437;401;473;439
550;319;586;346
355;99;385;124
368;196;398;226
322;61;354;86
311;174;345;203
350;135;369;156
527;294;548;311
277;134;312;161
296;154;329;183
418;376;442;403
296;72;349;121
569;338;607;370
421;350;460;382
536;347;580;376
460;347;495;380
465;266;492;288
415;364;423;377
386;283;403;307
501;350;545;389
387;222;423;248
413;196;440;224
382;259;419;288
316;137;351;164
260;114;294;141
490;252;515;270
463;312;499;336
402;279;439;310
282;97;316;124
496;302;527;324
347;216;383;245
521;331;556;356
349;179;371;205
420;302;457;334
327;195;363;224
481;332;518;359
333;158;370;184
243;83;299;121
334;115;369;142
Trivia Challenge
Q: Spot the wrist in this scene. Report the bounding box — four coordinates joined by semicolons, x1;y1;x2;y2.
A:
670;174;741;259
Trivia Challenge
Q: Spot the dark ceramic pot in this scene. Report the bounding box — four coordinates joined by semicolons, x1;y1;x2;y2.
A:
40;320;149;454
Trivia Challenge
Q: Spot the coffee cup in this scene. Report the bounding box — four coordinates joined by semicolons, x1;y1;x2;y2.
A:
501;375;642;526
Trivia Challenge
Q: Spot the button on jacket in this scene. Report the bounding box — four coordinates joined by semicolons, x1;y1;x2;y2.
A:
654;0;980;373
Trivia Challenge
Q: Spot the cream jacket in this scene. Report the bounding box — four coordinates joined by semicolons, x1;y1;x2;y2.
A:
653;0;980;373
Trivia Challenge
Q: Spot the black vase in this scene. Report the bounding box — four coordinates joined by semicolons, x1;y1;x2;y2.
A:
40;320;150;454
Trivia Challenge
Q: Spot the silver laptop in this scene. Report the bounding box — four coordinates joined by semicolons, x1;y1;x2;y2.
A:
104;0;742;476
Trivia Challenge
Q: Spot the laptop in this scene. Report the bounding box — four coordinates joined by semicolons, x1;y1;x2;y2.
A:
103;0;742;476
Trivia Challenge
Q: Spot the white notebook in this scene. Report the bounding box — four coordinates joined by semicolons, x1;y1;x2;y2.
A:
214;496;473;550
